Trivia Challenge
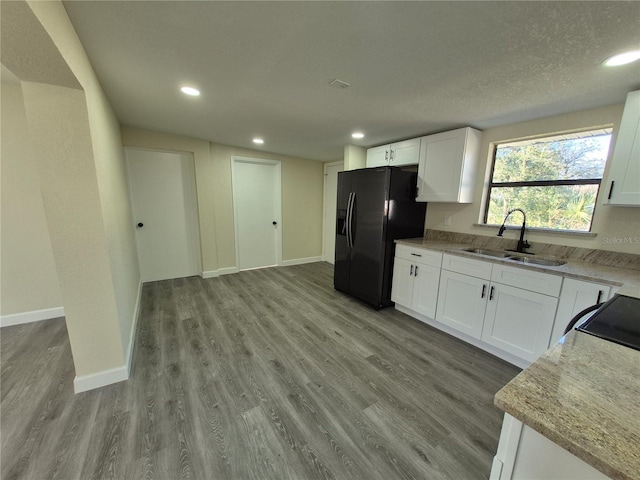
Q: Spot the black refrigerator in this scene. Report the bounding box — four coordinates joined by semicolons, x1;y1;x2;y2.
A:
334;166;426;309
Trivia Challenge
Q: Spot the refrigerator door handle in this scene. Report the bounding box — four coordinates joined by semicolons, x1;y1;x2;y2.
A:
345;192;354;248
347;192;356;248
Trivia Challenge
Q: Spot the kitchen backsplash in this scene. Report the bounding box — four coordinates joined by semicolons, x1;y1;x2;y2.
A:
423;229;640;272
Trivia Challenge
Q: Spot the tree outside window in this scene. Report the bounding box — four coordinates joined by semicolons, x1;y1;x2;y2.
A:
485;129;612;232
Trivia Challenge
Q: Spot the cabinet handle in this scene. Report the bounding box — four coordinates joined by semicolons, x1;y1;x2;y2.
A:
607;181;615;200
596;290;604;304
410;265;414;276
415;266;419;277
481;284;486;298
411;253;422;257
489;286;495;300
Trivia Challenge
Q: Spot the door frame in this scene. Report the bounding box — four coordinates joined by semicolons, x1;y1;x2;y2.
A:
231;156;283;270
124;146;202;281
323;160;344;263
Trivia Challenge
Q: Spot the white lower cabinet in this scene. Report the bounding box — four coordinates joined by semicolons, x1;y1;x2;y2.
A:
393;249;616;368
411;264;441;318
436;269;488;339
391;245;442;319
481;265;561;362
549;278;617;346
391;257;415;308
491;413;609;480
481;284;558;363
435;255;561;364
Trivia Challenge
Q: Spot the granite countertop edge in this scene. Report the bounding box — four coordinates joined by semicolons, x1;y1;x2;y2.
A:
494;380;628;480
492;332;640;480
394;238;640;294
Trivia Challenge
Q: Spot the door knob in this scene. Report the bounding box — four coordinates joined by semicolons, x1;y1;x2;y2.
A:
137;222;144;228
272;221;277;225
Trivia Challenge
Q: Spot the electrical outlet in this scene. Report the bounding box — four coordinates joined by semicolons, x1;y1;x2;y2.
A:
444;216;452;226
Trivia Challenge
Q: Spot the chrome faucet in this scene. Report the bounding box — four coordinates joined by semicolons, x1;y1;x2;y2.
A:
497;208;531;253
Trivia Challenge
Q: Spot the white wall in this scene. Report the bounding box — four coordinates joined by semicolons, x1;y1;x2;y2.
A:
426;104;640;254
0;81;62;318
26;0;141;364
0;0;142;390
344;144;366;170
21;81;127;379
121;127;325;273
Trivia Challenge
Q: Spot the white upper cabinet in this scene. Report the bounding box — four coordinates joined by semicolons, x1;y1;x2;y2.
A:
366;138;420;168
416;127;482;203
604;90;640;206
366;145;391;168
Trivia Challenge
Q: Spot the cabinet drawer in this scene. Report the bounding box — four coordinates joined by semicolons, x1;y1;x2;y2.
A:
491;264;562;297
395;245;442;267
441;253;492;279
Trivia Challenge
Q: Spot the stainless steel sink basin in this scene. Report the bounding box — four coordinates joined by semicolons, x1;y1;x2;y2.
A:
508;256;567;267
461;247;512;258
460;247;567;266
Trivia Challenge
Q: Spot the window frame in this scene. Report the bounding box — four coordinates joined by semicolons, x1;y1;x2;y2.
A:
483;129;611;232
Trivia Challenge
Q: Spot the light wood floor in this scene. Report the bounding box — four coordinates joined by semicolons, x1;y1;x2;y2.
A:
1;263;519;480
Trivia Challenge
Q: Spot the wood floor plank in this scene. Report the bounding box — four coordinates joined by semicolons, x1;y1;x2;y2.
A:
1;263;520;479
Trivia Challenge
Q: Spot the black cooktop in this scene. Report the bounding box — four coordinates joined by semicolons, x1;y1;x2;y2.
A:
577;294;640;352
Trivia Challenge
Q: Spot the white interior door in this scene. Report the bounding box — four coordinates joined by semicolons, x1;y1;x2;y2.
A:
126;148;200;282
232;157;281;270
323;162;343;264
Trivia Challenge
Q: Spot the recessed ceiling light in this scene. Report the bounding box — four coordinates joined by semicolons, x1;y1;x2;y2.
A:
352;132;365;139
252;138;264;144
329;79;351;89
180;86;200;96
603;50;640;67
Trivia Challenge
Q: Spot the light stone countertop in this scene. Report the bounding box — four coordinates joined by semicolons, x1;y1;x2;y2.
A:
395;238;640;295
494;331;640;480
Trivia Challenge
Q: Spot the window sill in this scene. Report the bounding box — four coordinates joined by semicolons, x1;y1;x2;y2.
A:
473;223;597;238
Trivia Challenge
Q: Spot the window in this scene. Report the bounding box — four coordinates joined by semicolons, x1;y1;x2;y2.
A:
484;128;612;232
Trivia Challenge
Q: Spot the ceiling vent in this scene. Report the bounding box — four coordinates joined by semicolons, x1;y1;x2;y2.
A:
329;79;351;89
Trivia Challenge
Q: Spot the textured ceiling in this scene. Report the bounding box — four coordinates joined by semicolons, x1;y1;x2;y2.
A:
62;1;640;161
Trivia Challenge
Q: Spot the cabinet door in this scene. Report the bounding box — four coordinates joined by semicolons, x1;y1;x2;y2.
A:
550;278;612;346
391;257;414;308
390;138;420;166
436;270;488;339
605;90;640;206
366;145;390;168
416;127;480;203
411;263;440;319
482;284;558;363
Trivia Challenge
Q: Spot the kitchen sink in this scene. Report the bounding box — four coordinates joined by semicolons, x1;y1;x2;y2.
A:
460;247;512;258
461;247;567;267
508;256;567;267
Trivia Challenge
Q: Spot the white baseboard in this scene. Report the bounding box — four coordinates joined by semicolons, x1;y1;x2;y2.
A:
0;306;65;328
394;304;530;370
281;256;323;267
73;365;129;394
202;260;321;278
74;280;142;394
201;266;240;278
218;266;239;276
125;280;143;376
